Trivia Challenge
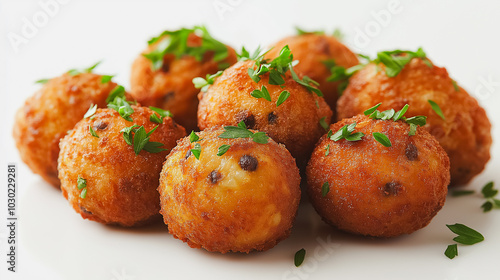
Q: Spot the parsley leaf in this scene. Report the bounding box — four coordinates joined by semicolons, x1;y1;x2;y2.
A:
452;80;459;92
321;182;330;197
446;223;484;245
332;28;344;41
481;182;497;198
444;244;458;259
393;104;409;121
88;125;99;138
84;104;98;119
106;85;126;103
149;106;173;124
217;144;231;156
101;75;115;84
319;117;329;131
428;100;445;120
324;144;330;156
372;132;391;147
251;85;272;101
295;27;324;35
77;176;87;199
190;143;201;160
35;78;50;84
189;131;200;142
120;125;167;155
294;248;306;267
218;121;269;144
193;71;223;92
144;26;229;71
68;61;101;76
331;122;365;142
276;90;290;107
363;103;382;116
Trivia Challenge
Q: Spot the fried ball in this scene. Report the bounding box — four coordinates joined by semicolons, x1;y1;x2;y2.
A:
197;60;332;167
266;34;359;113
13;73;118;187
58;106;186;227
307;115;450;237
130;33;237;132
158;126;301;253
337;58;492;186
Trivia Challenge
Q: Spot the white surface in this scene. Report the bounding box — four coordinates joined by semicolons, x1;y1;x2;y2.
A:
1;0;499;279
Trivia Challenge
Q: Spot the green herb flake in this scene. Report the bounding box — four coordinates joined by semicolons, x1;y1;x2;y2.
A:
251;85;272;102
276;90;291;107
101;75;115;84
120;125;167;155
84;104;98;119
481;182;497;198
189;131;200;143
193;71;223;92
428;100;445;120
452;80;459;92
217;144;231;156
35;78;50;84
319;117;329;131
451;190;475;197
482;201;493;212
218;121;269;144
89;125;99;138
393;104;409;121
372;132;392;147
295;27;324;35
68;61;101;76
444;244;458;259
321;182;330;197
446;223;484;245
191;143;202;160
77;176;88;199
331;122;365;142
324;144;330;156
294;248;306;267
364;103;382;116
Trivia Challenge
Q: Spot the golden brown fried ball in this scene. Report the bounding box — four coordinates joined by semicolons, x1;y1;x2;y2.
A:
130;33;237;132
307;115;450;237
58;106;186;227
198;60;332;167
13;73;118;187
266;34;359;113
158;126;301;253
337;58;492;186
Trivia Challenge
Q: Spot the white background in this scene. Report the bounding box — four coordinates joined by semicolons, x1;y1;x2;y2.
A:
1;0;499;279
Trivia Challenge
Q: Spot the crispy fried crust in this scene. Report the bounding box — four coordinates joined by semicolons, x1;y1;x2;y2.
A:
158;126;301;253
197;60;333;167
306;115;450;237
337;59;492;186
58;106;186;227
266;34;359;115
13;73;118;187
130;33;237;132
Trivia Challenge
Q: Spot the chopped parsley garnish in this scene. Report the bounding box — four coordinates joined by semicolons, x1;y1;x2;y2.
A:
193;71;223;92
88;125;99;138
446;223;484;245
294;248;306;267
326;48;431;94
84;104;97;119
364;103;427;136
452;80;459;92
101;75;115;84
68;61;101;76
217;144;231;156
324;144;330;156
149;106;172;124
444;244;458;259
276;90;290;107
189;131;200;143
218;121;269;144
251;85;272;101
451;190;475;197
372;132;392;147
332;28;344;41
428;100;445;120
331;122;365;142
77;176;87;199
190;143;202;160
120;125;167;155
237;46;270;62
144;26;229;71
107;85;134;122
319;116;329;131
444;223;484;259
243;45;323;104
35;78;50;84
481;181;500;212
321;182;330;197
295;27;324;35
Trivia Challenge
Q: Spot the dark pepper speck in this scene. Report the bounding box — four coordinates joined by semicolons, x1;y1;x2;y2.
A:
382;182;403;196
185;149;192;159
268;112;278;124
93;121;108;130
208;170;222;184
239;155;258;171
405;143;418;161
236;111;255;128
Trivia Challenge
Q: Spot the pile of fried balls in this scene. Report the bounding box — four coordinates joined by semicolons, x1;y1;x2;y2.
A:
13;26;491;253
